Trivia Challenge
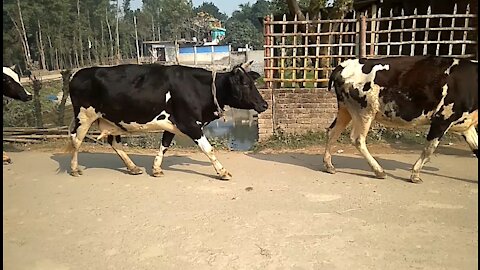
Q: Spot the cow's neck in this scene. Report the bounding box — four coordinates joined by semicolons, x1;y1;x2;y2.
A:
211;73;231;110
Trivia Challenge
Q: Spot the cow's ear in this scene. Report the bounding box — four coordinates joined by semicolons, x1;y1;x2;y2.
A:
248;71;261;81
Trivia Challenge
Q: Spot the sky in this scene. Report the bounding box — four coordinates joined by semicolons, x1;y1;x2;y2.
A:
131;0;253;16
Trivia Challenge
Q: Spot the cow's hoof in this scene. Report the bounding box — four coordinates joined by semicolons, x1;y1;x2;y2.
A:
3;159;12;165
325;166;336;174
128;166;143;175
218;171;232;180
152;170;164;177
70;169;83;177
410;175;423;183
375;171;387;179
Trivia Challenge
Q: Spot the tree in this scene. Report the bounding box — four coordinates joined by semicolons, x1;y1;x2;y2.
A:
143;0;194;40
193;2;227;22
225;19;263;49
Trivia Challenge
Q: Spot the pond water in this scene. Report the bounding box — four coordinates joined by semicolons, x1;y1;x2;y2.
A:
173;108;259;151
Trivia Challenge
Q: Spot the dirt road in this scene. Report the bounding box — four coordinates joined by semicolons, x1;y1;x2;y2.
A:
3;145;478;270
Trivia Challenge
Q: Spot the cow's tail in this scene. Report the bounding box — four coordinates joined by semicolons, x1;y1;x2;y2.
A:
63;116;76;153
328;65;343;92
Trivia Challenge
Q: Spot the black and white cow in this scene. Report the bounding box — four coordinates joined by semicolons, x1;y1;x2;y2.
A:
3;66;33;164
325;56;478;183
66;61;268;179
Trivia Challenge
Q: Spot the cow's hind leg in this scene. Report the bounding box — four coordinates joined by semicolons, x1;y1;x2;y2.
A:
461;126;478;158
107;135;143;175
69;107;99;176
152;131;175;177
3;151;12;165
323;106;352;174
350;116;386;179
410;119;451;183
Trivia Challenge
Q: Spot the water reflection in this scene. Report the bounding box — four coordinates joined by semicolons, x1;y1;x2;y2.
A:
174;108;259;151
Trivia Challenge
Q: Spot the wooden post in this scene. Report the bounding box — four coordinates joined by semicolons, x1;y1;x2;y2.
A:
269;14;275;89
448;4;458;56
399;8;405;55
461;4;470;56
314;14;320;87
370;4;377;56
410;8;417;56
423;6;431;55
193;45;197;65
374;9;380;55
280;14;286;88
359;15;367;58
264;15;270;89
292;14;298;88
31;76;43;128
386;9;393;55
303;13;309;87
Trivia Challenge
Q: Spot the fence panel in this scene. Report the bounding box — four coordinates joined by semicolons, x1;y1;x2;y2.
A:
264;4;477;89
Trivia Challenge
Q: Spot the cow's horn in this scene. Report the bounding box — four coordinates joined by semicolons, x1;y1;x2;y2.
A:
241;60;254;69
9;64;16;70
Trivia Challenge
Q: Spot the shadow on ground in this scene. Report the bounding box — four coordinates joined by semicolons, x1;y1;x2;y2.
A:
248;152;477;184
385;142;474;157
50;152;214;179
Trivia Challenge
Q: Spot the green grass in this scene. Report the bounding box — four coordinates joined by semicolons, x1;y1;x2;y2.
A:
252;126;465;152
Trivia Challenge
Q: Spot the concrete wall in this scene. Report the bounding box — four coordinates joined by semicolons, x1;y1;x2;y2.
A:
177;45;231;65
246;50;265;76
257;88;338;141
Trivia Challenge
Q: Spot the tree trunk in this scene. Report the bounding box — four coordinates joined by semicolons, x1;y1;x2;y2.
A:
151;15;155;40
37;20;47;70
47;35;55;70
31;76;43;127
73;35;79;68
134;16;140;64
101;20;105;64
55;47;59;70
115;0;121;63
17;0;33;68
106;8;114;64
57;70;72;126
77;0;84;67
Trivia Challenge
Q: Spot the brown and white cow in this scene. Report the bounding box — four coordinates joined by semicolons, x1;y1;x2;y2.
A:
325;56;478;183
3;66;32;164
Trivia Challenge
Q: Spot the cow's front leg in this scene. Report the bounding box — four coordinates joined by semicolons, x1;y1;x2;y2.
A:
410;119;450;183
195;135;232;180
180;125;231;180
152;131;175;177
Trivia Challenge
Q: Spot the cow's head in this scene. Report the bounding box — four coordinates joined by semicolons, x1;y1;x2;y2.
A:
3;66;32;102
227;61;268;113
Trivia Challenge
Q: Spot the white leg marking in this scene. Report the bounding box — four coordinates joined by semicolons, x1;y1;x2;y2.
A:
110;139;142;174
411;138;440;183
462;126;478;153
70;107;100;175
195;136;231;179
152;145;168;177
